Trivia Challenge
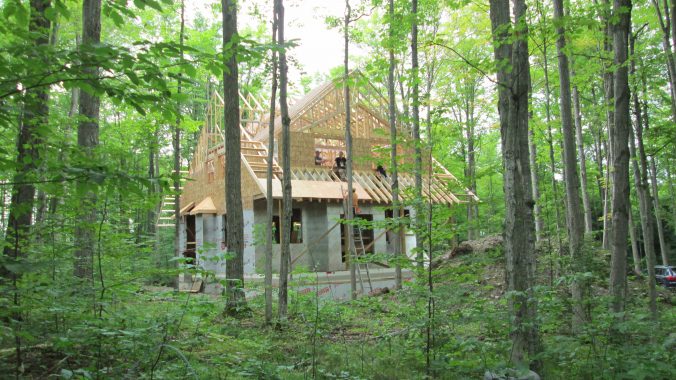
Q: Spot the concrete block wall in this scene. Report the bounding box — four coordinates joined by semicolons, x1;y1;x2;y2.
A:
252;199;313;274
367;205;387;255
301;202;329;271
326;203;346;271
196;214;225;275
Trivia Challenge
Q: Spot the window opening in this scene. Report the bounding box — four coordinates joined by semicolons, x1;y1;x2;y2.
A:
341;213;374;263
185;214;196;263
272;208;303;244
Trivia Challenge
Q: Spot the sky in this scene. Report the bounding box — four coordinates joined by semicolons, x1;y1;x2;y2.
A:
186;0;366;89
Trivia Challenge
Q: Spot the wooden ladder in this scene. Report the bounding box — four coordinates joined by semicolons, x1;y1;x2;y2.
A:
157;169;188;228
353;224;373;294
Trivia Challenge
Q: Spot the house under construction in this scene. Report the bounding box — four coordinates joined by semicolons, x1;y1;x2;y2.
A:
166;72;476;293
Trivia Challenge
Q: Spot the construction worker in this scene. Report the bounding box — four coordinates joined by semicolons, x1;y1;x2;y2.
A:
333;151;347;180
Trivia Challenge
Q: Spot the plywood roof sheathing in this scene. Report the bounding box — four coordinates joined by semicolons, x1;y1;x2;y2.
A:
191;197;217;215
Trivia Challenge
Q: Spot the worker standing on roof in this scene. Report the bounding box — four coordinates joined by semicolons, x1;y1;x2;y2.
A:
334;151;347;180
314;150;325;166
375;164;387;179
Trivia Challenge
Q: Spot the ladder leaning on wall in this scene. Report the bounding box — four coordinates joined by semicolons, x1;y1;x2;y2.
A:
341;190;373;295
352;224;373;294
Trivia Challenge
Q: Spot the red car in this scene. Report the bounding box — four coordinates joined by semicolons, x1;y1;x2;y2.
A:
655;266;676;288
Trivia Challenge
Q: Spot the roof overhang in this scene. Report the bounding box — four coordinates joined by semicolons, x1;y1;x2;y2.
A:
179;201;195;216
190;197;218;214
256;179;371;201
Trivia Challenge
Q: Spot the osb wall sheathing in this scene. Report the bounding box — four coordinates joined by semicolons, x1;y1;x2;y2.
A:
180;153;257;214
281;131;391;171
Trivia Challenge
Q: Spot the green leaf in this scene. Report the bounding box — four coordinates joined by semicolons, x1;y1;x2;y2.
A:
44;7;57;22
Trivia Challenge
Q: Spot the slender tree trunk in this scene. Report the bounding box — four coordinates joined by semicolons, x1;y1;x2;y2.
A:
640;71;670;266
277;0;292;318
173;0;185;287
628;210;642;275
601;0;616;251
222;0;246;314
344;0;357;300
535;0;564;242
489;0;541;369
609;0;632;314
148;126;158;238
629;32;658;317
553;0;589;329
667;159;676;236
629;117;657;317
265;5;279;323
650;0;676;123
411;0;423;267
591;85;606;203
528;127;544;242
649;158;669;265
74;0;102;285
571;71;594;234
387;0;402;290
464;78;478;240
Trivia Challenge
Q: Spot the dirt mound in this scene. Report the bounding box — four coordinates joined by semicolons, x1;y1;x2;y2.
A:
433;235;503;268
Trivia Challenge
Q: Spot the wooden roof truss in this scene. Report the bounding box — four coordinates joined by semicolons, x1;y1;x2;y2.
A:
286;167;468;206
189;92;283;185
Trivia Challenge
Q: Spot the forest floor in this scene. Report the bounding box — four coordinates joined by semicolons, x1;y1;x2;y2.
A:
3;247;675;379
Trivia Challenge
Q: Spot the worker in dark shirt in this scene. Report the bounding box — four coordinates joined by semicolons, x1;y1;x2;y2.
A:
334;151;347;180
376;164;387;178
314;150;325;166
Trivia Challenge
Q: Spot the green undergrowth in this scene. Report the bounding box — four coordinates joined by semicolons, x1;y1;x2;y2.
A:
1;247;674;379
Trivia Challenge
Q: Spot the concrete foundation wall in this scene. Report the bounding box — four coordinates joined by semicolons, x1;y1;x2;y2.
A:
252;199;334;273
198;214;225;274
326;203;345;271
180;200;410;281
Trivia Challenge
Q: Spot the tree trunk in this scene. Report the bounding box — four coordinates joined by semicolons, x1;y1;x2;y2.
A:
628;210;642;275
464;78;478;240
411;0;424;267
344;0;357;300
528;127;544;242
489;0;541;369
609;0;632;314
147;126;157;238
571;71;594;234
173;0;185;288
591;85;606;203
387;0;402;290
2;4;51;370
265;4;279;323
553;0;589;329
667;159;676;236
640;71;670;266
1;0;51;284
277;0;292;318
629;32;658;317
649;158;669;266
650;0;676;123
628;116;657;318
74;0;102;284
601;0;616;251
222;0;246;314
